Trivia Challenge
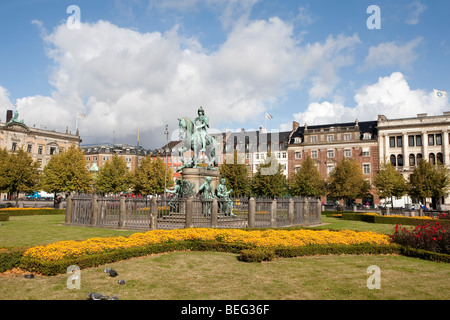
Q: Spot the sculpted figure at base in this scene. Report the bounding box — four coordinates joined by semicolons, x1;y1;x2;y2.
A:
215;178;235;216
198;176;215;215
165;179;182;212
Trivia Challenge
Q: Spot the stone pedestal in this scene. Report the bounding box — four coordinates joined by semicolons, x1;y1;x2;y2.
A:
180;167;220;196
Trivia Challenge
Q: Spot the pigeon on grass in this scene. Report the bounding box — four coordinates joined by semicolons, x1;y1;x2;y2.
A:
88;292;110;300
108;295;119;300
108;269;118;277
118;279;126;285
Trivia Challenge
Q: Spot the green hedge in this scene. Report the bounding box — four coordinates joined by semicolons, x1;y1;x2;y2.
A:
0;247;29;273
340;212;450;226
0;209;65;217
0;213;9;221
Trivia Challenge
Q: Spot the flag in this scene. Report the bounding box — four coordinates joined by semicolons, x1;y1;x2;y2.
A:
77;112;86;119
434;89;448;98
265;112;273;120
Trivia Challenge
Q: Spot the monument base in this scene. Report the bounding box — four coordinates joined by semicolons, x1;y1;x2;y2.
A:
180;167;220;196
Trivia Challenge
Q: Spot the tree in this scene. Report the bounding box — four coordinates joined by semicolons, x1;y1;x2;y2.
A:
288;155;325;198
251;152;287;198
95;154;132;194
219;150;251;196
0;148;40;206
42;145;92;194
327;158;370;205
374;162;408;208
133;156;173;195
409;160;450;208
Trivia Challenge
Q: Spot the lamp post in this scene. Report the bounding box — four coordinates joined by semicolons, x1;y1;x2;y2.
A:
164;124;169;199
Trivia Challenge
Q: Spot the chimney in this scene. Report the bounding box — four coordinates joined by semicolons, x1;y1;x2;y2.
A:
259;126;263;133
6;110;12;123
292;121;299;131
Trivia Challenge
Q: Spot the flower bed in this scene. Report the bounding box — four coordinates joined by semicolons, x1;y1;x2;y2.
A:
391;222;449;255
15;228;395;275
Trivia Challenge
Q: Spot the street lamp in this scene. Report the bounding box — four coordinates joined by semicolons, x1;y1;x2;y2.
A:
164;124;169;199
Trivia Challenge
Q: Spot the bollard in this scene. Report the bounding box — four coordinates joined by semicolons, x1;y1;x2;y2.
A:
185;198;193;228
119;195;126;228
65;195;73;225
270;199;277;227
211;198;218;228
91;195;98;227
248;197;255;228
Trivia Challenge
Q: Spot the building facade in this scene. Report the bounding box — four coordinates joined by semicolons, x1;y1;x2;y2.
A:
377;112;450;209
0;111;81;171
287;119;379;206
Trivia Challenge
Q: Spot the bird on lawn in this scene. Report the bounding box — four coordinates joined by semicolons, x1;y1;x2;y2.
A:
88;292;110;300
108;269;118;277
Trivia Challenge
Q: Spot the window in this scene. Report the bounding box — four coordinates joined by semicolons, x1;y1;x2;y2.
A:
389;137;396;148
294;137;302;144
417;153;423;165
86;156;90;161
277;153;281;159
416;135;422;146
390;155;396;166
11;142;17;151
429;153;436;165
93;156;97;161
344;149;352;158
311;150;318;158
363;164;370;174
295;151;302;159
294;165;301;173
327;165;334;175
397;154;404;167
436;134;442;145
282;152;286;159
344;133;351;141
246;153;251;159
409;154;415;167
397;136;402;148
428;134;435;146
27;144;32;153
363;133;372;140
327;135;334;142
255;154;259;160
327;149;334;158
437;152;444;165
50;147;57;155
38;146;43;155
362;148;370;157
408;135;415;147
311;136;317;143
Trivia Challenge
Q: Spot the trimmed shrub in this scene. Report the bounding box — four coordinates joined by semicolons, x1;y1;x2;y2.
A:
239;248;276;262
0;247;28;273
0;213;9;221
0;208;65;217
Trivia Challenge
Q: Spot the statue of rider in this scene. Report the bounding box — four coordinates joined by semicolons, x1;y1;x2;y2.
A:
194;106;209;153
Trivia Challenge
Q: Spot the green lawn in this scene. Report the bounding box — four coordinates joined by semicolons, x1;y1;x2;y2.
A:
0;213;449;300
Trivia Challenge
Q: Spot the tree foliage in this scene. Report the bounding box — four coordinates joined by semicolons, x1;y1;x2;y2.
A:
219;150;251;196
42;145;92;193
0;148;40;204
409;160;450;204
374;162;408;206
288;155;325;197
327;158;370;203
251;152;287;198
95;154;132;194
133;156;173;195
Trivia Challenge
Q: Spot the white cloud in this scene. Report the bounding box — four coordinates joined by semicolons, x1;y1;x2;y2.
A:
405;1;427;25
364;37;423;70
287;72;449;129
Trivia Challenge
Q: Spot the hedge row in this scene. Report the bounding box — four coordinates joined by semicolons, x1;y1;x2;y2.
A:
0;209;65;217
340;212;450;226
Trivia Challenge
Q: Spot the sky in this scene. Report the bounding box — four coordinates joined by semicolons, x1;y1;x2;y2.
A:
0;0;449;149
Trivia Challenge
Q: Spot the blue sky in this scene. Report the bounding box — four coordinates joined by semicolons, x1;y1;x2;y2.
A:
0;0;449;149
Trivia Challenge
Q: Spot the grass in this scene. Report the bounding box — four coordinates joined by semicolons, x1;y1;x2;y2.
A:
0;213;449;300
0;251;448;300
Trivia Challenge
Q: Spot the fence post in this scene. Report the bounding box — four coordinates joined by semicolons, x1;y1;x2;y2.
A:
248;197;255;228
185;198;193;228
90;194;98;227
270;199;277;227
119;195;126;228
211;198;218;228
289;198;294;225
150;197;157;229
303;198;309;224
65;194;73;225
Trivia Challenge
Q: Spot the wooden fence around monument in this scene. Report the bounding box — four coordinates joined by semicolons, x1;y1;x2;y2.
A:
64;195;322;230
